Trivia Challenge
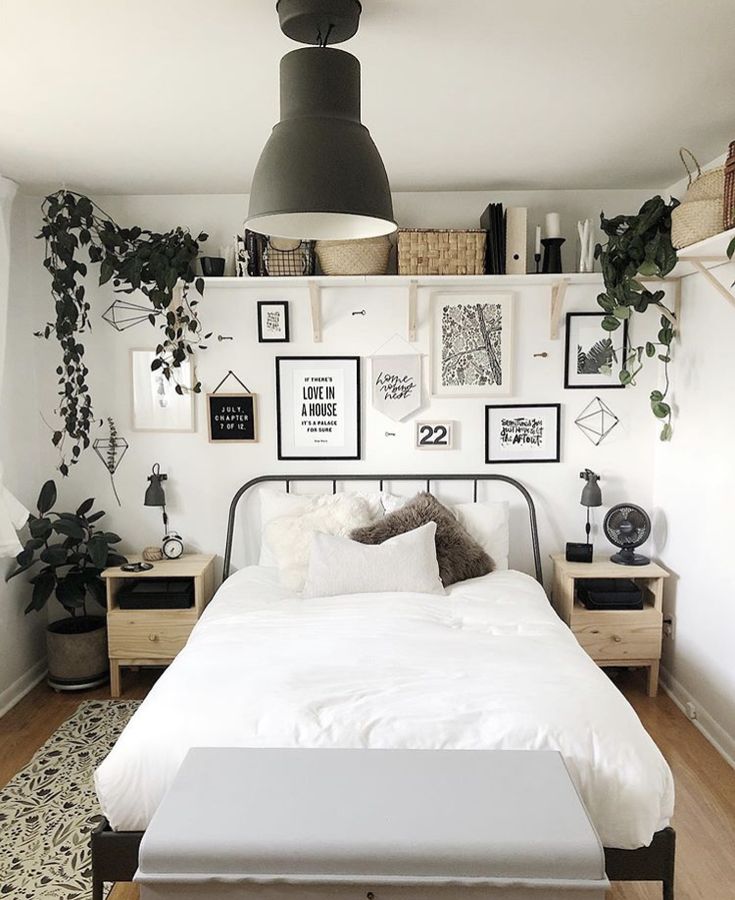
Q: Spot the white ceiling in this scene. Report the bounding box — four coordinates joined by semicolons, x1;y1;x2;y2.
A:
0;0;732;195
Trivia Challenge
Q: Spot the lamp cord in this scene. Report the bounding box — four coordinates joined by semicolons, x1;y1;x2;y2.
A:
317;23;335;47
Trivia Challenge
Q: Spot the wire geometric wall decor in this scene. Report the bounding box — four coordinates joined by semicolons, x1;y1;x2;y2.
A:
92;418;128;506
575;396;619;446
102;299;163;331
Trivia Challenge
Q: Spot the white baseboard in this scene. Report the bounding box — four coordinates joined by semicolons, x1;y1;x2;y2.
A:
660;665;735;771
0;658;47;718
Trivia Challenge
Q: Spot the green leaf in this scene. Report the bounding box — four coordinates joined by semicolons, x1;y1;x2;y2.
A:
660;423;673;441
651;400;671;419
29;516;53;540
650;390;663;401
619;369;633;385
37;480;57;514
612;305;631;319
30;570;56;612
76;497;95;516
646;342;656;358
87;534;109;568
601;316;621;332
52;518;85;540
56;578;86;611
40;545;69;566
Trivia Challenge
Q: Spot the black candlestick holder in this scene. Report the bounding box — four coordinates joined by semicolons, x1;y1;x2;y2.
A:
541;237;565;274
534;252;541;274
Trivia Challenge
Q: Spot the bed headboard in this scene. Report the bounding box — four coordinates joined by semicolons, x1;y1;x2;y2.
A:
223;474;542;583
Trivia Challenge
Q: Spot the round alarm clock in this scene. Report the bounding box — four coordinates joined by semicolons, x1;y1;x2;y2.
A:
161;532;184;560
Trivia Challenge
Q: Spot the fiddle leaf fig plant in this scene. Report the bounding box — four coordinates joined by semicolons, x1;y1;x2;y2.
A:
595;195;680;441
5;480;127;617
38;190;211;474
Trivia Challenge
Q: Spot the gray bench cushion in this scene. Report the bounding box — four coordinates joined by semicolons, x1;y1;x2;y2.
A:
137;748;607;888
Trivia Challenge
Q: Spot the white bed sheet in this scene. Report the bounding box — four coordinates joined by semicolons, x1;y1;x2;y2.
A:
95;567;673;849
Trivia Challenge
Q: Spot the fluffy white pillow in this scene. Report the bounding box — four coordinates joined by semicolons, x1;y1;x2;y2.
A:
453;501;510;570
264;493;376;592
302;523;445;598
258;488;402;566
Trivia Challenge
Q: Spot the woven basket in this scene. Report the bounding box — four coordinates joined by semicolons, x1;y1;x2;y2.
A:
724;141;735;230
316;236;391;275
679;148;725;201
397;229;486;275
671;199;723;249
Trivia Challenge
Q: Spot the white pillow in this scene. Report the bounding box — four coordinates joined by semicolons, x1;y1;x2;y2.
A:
453;501;510;570
302;523;445;598
264;493;376;592
258;488;402;566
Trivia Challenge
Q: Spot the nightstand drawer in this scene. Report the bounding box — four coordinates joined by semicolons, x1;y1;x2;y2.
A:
108;614;195;659
572;615;662;661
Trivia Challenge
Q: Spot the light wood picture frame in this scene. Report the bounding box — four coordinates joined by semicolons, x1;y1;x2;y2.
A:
130;349;196;432
207;392;258;443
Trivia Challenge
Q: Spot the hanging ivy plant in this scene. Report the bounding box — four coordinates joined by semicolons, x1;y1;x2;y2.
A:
594;195;680;441
38;190;210;474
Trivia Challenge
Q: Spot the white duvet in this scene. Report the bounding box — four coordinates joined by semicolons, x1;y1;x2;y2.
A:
95;567;674;849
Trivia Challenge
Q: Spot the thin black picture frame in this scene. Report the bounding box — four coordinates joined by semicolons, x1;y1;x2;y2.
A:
564;311;629;389
275;356;362;461
257;300;290;343
485;403;561;464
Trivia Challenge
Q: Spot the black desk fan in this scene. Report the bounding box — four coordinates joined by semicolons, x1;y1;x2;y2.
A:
603;503;651;565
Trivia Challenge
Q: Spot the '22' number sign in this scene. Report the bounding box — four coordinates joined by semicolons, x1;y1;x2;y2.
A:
415;421;454;450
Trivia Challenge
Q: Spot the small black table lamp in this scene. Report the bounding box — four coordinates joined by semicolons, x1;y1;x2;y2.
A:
566;469;602;563
144;463;168;532
580;468;602;543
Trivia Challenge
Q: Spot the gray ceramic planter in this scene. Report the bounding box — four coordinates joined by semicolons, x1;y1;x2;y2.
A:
46;615;108;691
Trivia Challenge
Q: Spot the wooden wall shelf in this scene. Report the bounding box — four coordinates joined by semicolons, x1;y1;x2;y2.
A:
198;228;735;342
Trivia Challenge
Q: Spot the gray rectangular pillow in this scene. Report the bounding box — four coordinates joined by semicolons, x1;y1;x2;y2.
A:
350;492;494;587
302;522;445;598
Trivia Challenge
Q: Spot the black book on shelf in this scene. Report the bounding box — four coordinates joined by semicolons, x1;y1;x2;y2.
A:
480;202;506;274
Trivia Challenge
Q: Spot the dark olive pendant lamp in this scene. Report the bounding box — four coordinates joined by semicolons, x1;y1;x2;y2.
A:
246;0;395;241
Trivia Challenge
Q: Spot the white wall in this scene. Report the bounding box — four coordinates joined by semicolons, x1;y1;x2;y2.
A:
653;257;735;765
0;193;47;714
23;188;663;588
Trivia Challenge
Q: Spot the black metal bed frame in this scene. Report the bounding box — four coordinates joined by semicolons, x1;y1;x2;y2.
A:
91;473;675;899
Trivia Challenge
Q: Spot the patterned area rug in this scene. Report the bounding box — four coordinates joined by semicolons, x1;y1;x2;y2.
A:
0;699;140;899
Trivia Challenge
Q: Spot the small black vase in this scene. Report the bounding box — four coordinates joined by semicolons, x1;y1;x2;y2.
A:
200;256;226;277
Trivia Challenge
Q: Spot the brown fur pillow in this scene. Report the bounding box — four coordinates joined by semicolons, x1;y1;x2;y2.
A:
350;492;494;587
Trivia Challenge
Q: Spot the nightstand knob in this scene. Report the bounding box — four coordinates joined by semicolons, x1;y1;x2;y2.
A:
612;634;622;643
148;633;159;642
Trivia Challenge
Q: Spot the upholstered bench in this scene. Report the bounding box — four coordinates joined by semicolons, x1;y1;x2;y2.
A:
136;748;609;900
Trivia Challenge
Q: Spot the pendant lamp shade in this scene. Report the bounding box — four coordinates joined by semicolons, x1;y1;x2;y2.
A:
246;47;395;241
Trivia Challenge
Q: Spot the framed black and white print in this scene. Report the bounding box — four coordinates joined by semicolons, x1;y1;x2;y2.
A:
257;300;290;342
485;404;561;464
564;312;628;389
276;356;361;460
431;292;513;396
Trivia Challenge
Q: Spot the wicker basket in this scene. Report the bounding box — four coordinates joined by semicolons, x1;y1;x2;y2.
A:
397;229;486;275
671;199;723;249
670;148;725;248
724;141;735;230
315;236;391;275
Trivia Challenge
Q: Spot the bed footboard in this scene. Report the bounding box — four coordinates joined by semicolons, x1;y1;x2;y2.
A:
90;820;676;900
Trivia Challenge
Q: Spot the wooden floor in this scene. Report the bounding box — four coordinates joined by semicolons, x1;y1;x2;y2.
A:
1;669;734;899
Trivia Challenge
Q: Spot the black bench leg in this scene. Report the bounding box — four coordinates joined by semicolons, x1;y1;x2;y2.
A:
91;875;104;900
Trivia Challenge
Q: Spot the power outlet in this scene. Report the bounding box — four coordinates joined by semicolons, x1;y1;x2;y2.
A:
663;616;675;640
685;701;697;720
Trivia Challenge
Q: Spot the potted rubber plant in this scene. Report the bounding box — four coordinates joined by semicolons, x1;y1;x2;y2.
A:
6;480;127;690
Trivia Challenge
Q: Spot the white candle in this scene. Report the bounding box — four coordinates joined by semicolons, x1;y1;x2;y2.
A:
545;212;561;238
534;225;541;255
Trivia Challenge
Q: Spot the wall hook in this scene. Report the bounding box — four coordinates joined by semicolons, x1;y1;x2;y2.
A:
385;431;396;437
533;352;548;358
217;335;234;342
352;309;366;316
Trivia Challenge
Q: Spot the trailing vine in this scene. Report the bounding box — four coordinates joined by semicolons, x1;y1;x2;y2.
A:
594;195;680;441
38;190;210;474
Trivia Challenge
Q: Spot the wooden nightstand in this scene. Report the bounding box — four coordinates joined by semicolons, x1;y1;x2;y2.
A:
102;553;216;697
550;554;669;697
